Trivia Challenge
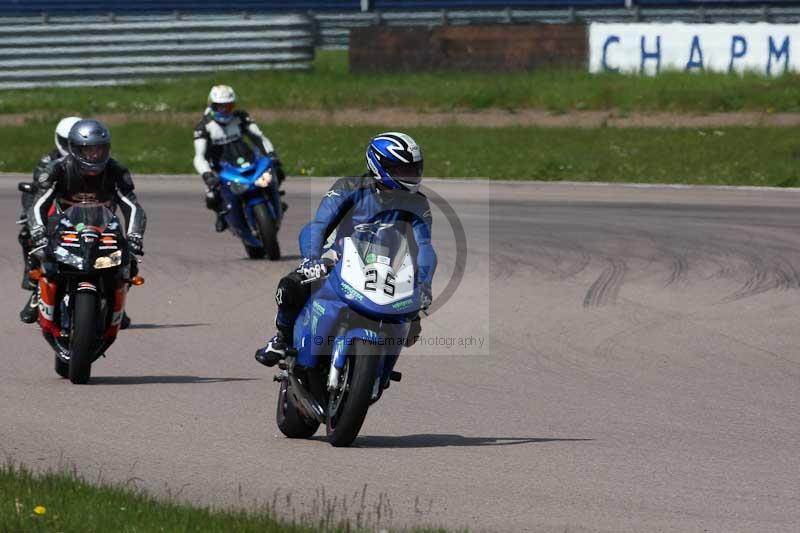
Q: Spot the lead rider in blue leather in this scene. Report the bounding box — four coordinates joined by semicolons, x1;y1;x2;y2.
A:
255;132;437;367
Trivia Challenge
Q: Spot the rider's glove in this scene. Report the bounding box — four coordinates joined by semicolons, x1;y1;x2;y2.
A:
420;284;432;311
202;171;220;189
298;258;328;280
128;233;144;256
30;226;48;250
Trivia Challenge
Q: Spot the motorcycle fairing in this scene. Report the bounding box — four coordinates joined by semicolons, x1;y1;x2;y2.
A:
218;146;280;247
293;281;408;383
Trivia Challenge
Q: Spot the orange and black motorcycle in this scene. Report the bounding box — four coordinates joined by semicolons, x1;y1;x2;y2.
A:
31;202;143;384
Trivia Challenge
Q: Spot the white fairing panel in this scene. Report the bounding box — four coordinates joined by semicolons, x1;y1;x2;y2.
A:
340;237;414;306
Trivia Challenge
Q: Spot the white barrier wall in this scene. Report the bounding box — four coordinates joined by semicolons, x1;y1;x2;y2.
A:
589;23;799;76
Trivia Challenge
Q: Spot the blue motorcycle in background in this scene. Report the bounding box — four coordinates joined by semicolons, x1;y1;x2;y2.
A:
218;140;282;260
274;221;422;447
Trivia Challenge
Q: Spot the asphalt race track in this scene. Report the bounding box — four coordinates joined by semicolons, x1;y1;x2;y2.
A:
1;175;799;532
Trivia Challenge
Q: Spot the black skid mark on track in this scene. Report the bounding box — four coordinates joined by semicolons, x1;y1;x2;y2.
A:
583;258;627;308
490;250;516;280
722;251;800;302
511;238;592;281
717;230;800;302
549;239;592;281
657;246;689;287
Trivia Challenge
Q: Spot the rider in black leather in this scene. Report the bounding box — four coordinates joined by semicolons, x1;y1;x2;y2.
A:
18;117;81;323
24;120;146;326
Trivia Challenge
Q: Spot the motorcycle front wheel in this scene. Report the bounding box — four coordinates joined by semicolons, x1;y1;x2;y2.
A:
68;291;97;384
326;342;381;447
252;202;280;261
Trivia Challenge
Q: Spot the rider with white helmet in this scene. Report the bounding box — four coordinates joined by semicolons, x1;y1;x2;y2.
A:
23;120;147;327
193;85;286;232
18;116;81;323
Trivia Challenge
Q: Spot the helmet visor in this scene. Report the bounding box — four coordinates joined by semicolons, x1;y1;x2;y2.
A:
385;160;423;180
211;102;235;115
78;143;110;163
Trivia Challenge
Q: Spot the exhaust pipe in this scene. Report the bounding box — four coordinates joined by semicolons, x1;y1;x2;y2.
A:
287;373;325;424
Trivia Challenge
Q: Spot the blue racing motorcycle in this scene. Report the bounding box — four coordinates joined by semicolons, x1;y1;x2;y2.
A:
274;221;422;447
218;141;282;260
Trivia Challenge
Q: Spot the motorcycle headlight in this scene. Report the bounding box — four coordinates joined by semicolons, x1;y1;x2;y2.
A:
229;181;251;195
254;169;273;188
55;246;83;269
94;250;122;269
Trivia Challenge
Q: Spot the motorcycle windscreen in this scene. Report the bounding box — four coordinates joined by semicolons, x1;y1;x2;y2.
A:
221;140;258;169
338;223;417;312
61;203;114;231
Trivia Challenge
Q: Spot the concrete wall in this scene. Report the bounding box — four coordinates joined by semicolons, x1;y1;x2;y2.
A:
349;24;588;72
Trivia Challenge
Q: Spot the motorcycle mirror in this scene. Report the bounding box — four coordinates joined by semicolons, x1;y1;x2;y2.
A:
18;182;33;193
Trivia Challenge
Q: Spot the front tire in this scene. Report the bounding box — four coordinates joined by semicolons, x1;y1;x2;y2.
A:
326;342;381;447
276;380;320;438
252;202;280;261
69;291;97;384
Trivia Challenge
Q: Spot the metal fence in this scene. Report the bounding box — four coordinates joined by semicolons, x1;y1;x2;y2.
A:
0;1;361;15
0;14;315;89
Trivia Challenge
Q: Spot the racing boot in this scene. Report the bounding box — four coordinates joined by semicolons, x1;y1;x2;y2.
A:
120;312;131;330
255;329;291;367
254;334;287;367
19;291;38;324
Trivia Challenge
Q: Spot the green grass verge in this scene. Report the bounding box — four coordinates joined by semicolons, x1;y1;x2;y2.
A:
2;51;800;115
0;463;448;533
0;463;314;533
3;121;800;185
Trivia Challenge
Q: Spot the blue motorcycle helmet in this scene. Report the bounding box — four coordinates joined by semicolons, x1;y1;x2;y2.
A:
366;132;423;193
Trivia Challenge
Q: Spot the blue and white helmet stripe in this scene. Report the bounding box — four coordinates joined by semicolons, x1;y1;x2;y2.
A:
366;132;423;192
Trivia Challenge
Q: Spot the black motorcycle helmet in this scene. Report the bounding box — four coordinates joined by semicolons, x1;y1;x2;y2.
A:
68;119;111;176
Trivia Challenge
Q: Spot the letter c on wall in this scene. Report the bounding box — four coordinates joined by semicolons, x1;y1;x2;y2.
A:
602;35;620;73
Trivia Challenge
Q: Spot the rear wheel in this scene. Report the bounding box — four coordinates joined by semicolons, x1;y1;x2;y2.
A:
276;380;320;439
54;354;69;378
69;291;97;384
243;243;265;259
252;202;280;260
326;342;381;447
